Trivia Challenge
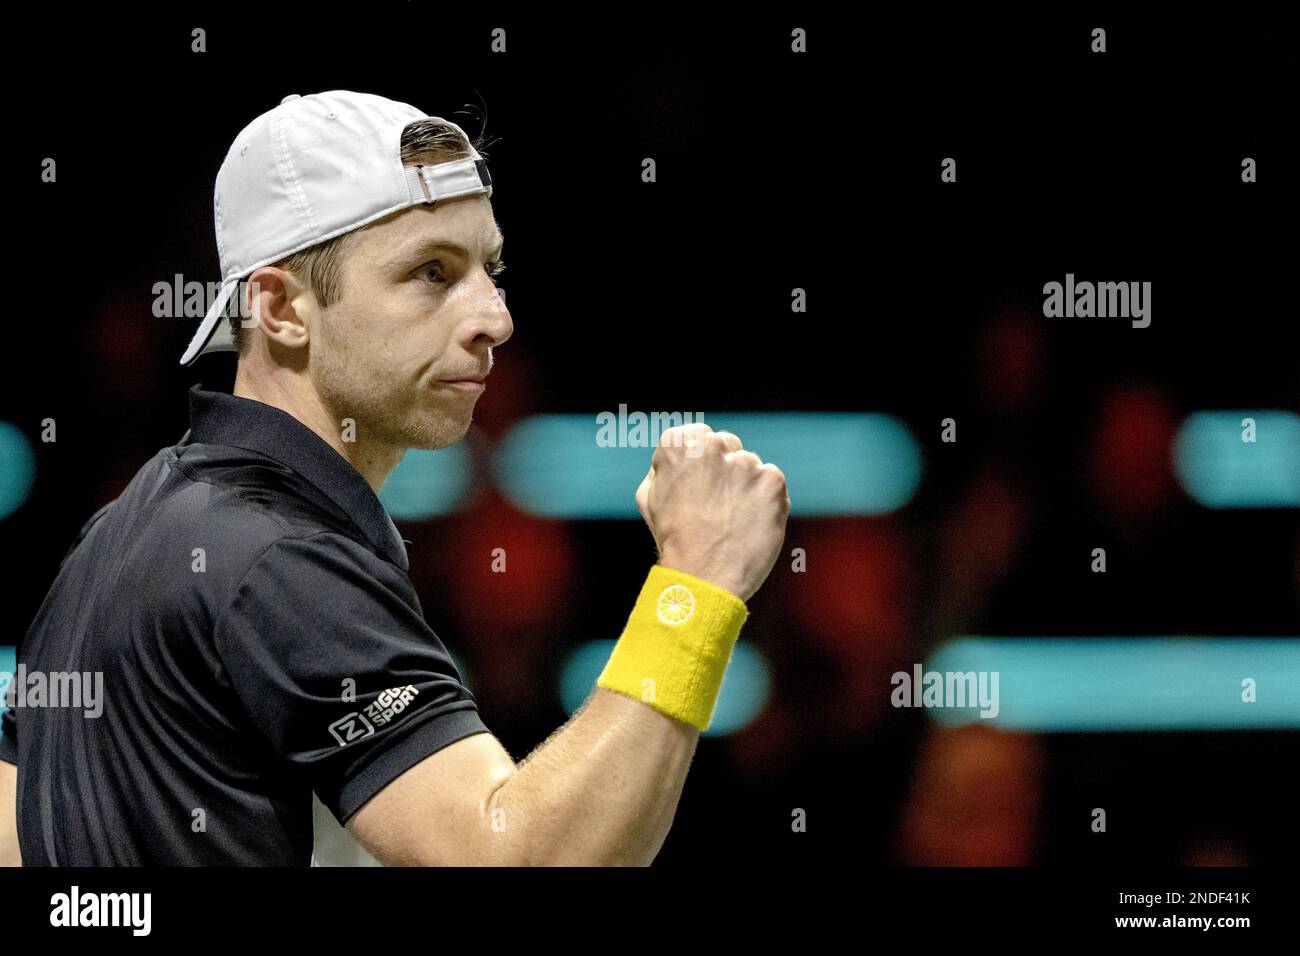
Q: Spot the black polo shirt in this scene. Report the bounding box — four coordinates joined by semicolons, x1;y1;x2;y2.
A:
0;384;491;865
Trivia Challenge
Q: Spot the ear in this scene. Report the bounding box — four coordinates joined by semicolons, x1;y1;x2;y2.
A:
244;266;314;353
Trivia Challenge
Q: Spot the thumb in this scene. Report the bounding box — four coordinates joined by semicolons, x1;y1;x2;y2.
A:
635;465;654;530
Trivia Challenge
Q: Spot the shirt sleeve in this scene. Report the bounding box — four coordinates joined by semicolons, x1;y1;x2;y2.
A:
213;532;491;824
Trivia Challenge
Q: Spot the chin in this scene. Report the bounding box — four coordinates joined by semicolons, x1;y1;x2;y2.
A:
401;410;473;451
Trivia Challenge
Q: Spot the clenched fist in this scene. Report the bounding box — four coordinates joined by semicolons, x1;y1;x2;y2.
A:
635;423;790;602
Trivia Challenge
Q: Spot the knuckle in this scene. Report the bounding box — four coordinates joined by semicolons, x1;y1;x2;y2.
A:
657;425;684;448
664;422;713;456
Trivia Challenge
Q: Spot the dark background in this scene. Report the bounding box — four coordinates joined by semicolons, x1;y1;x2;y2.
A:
2;6;1297;865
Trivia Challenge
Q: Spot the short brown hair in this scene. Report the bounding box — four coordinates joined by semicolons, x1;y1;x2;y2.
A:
230;118;492;355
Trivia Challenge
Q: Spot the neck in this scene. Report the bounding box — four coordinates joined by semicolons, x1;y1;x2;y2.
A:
232;366;403;494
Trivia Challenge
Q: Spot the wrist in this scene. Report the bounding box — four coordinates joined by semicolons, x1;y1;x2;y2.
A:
596;564;750;732
656;552;746;602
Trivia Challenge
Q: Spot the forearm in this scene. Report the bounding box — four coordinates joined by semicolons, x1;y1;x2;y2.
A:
478;562;747;866
0;760;20;866
485;686;698;866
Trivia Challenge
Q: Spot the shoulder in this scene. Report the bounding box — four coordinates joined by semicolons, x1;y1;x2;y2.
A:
109;444;393;622
161;437;381;569
170;441;355;540
213;524;418;638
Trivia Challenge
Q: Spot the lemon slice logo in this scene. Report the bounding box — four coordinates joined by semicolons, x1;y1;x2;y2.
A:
657;584;695;625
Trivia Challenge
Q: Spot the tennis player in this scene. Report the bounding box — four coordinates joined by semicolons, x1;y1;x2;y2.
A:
0;91;788;865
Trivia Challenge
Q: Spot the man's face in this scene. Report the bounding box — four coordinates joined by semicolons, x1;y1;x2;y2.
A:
309;194;512;451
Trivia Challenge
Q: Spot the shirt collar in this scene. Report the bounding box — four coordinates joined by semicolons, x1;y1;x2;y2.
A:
184;384;409;572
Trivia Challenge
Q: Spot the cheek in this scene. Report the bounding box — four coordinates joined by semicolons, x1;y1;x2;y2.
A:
390;291;459;350
334;288;410;352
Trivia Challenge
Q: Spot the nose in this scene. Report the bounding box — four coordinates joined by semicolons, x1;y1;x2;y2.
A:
464;270;514;350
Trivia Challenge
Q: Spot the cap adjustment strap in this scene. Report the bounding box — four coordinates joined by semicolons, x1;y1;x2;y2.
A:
403;157;494;206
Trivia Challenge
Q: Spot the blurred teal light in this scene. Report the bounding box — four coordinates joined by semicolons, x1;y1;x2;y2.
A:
0;646;15;715
1172;410;1300;508
924;637;1300;731
0;422;36;520
377;445;473;519
495;412;922;518
560;639;771;736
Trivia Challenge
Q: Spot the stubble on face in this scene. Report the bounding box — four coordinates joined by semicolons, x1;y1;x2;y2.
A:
309;292;477;455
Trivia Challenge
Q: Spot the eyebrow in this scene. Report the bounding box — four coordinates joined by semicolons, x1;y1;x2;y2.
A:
394;230;505;266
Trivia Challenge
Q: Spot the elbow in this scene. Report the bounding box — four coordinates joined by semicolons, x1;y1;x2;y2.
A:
480;786;657;867
473;769;664;867
473;773;533;867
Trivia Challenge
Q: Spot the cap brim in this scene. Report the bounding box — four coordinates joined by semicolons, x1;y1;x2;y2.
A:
179;280;240;365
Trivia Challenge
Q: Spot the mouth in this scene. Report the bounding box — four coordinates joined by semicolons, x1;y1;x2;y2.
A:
434;376;487;393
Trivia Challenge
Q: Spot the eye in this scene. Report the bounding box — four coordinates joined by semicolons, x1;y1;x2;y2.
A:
486;259;507;283
421;261;449;285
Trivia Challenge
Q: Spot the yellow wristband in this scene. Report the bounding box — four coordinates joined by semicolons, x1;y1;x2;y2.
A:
596;564;750;731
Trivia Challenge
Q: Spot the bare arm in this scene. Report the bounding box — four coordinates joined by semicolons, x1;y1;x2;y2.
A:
484;688;698;865
350;685;696;866
0;761;20;866
349;423;786;867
